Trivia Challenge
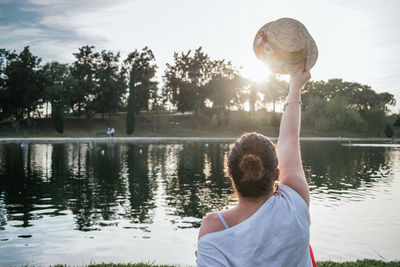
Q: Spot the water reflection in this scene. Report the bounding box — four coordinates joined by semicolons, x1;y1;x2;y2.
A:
0;142;398;233
301;142;394;203
164;143;232;225
0;141;399;264
126;144;156;224
1;144;43;228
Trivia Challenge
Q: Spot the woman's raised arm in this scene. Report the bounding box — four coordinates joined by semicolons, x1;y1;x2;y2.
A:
277;60;311;206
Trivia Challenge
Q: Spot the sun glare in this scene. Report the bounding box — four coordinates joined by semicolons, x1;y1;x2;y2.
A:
241;60;271;82
243;100;250;112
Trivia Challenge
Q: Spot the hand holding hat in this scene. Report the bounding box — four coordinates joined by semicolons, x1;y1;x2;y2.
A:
291;57;312;90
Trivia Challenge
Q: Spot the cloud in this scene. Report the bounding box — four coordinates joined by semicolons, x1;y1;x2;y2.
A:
0;0;127;62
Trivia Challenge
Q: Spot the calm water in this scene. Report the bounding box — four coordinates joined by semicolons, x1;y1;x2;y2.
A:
0;141;399;266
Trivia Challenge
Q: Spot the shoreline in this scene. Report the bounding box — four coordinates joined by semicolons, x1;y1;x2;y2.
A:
0;136;399;144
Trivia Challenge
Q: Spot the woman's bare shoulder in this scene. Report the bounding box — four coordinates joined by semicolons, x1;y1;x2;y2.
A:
198;212;227;240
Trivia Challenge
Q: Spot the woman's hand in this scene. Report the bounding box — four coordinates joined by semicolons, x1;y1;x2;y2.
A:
290;58;311;90
277;57;311;207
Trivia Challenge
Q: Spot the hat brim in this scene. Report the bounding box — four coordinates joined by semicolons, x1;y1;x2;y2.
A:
253;21;318;75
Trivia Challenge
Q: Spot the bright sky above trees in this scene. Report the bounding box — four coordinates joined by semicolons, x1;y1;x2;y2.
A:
1;0;399;111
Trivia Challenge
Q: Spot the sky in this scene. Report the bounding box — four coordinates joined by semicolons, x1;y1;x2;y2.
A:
1;0;399;111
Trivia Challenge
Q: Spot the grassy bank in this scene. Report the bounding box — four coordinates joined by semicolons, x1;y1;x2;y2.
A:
0;112;385;138
43;260;400;267
317;260;400;267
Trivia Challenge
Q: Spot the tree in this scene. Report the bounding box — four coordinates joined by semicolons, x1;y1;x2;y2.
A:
0;49;8;120
126;86;136;134
384;125;394;138
205;59;240;109
42;61;76;133
123;47;158;134
204;71;243;110
379;92;396;113
247;80;260;114
163;47;239;114
315;97;366;132
302;79;391;113
393;116;400;137
52;107;64;133
0;46;43;120
301;79;396;135
302;80;328;111
263;74;288;112
91;50;125;119
394;116;400;128
163;47;210;113
123;47;158;115
246;75;288;113
302;96;327;129
70;45;99;117
204;75;245;124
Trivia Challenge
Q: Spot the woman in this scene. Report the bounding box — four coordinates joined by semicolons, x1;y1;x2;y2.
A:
197;59;313;267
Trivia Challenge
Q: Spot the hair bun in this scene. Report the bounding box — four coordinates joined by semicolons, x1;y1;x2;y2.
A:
239;154;264;182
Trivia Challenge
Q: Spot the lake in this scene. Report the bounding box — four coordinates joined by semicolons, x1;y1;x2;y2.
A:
0;141;399;266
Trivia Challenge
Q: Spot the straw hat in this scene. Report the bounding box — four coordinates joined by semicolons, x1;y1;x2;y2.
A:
253;18;318;74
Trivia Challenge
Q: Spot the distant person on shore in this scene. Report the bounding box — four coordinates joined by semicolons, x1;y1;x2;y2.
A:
107;128;111;137
111;128;115;137
196;59;314;266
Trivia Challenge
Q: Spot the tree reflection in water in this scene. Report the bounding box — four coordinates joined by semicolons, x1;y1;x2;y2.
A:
0;144;42;228
301;142;392;201
163;143;232;225
126;144;156;224
0;141;397;232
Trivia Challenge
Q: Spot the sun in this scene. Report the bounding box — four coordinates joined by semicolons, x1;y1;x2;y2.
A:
241;59;272;82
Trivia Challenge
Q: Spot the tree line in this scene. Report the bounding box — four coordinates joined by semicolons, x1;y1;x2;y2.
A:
0;45;399;136
301;79;398;136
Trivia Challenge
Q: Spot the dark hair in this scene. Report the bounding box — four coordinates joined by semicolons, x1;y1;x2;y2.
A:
228;132;278;198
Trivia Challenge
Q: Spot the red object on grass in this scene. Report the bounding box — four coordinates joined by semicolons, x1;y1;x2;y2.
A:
309;244;317;267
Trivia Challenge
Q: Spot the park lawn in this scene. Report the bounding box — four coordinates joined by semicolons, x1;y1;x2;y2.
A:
317;260;400;266
0;113;376;138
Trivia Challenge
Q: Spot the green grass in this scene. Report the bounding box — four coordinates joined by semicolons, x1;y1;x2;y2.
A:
48;264;176;267
0;115;275;138
83;264;176;267
32;260;394;267
317;259;400;266
5;259;400;266
48;265;175;267
0;112;394;138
